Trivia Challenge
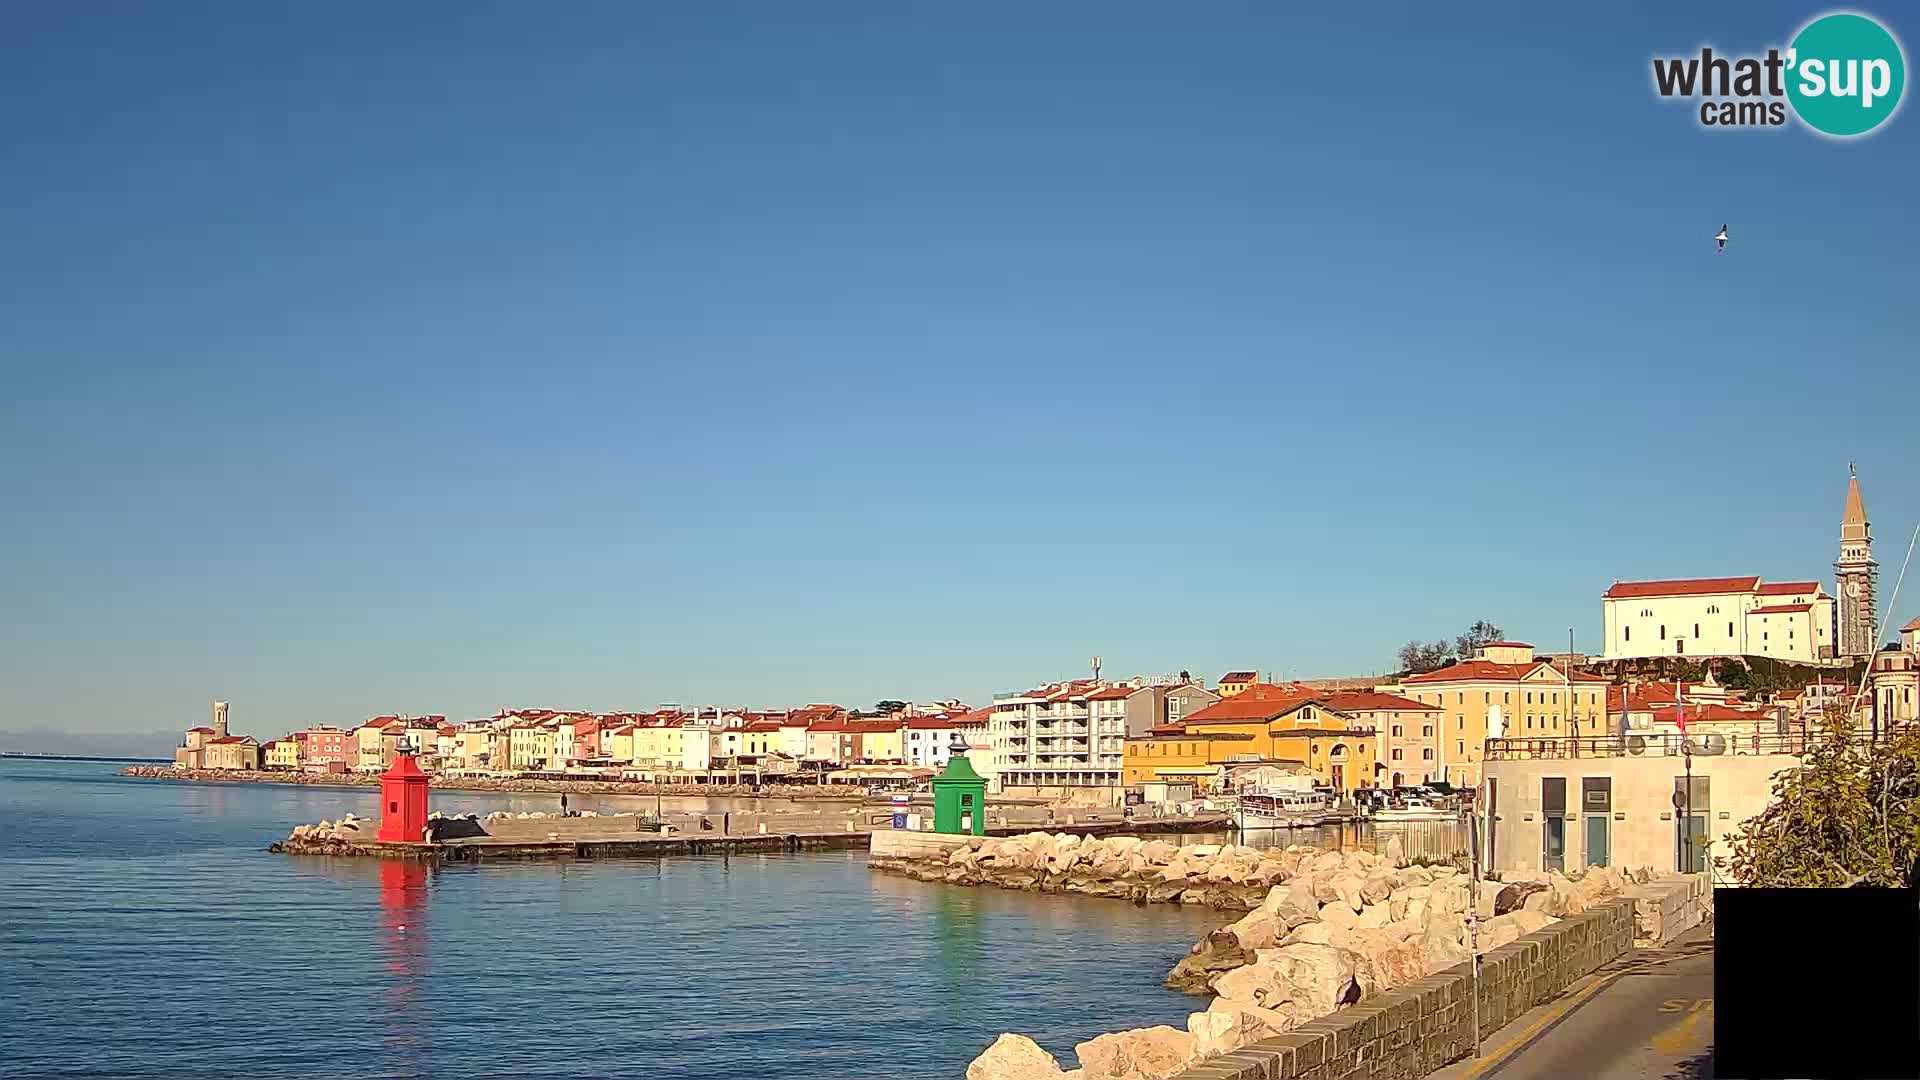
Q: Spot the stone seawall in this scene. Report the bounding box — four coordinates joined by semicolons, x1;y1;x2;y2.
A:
872;833;1289;912
1171;899;1637;1080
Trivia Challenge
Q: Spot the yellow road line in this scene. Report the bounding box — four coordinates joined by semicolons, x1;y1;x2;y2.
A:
1448;953;1695;1080
1649;1002;1713;1057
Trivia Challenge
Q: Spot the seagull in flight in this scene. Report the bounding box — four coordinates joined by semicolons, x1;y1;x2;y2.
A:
1714;224;1729;253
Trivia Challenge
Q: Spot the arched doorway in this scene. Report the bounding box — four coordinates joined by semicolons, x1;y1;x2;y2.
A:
1391;771;1403;788
1328;743;1348;791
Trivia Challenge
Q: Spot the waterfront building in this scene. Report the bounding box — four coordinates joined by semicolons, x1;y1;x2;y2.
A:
1601;577;1837;663
601;723;636;766
506;722;554;770
847;718;905;764
1120;681;1221;736
174;726;215;769
1479;729;1803;875
353;721;390;772
1381;642;1610;786
905;715;963;767
988;680;1116;798
1323;691;1442;788
202;734;261;771
263;738;299;770
1836;468;1877;658
298;727;350;773
1216;671;1258;698
1179;687;1380;792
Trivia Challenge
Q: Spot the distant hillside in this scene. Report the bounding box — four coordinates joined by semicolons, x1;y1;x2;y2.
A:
0;729;182;759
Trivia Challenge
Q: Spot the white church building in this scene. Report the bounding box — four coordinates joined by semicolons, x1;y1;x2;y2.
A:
1601;576;1836;663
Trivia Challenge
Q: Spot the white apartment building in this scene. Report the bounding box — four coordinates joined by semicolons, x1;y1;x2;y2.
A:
988;680;1132;794
1601;577;1836;663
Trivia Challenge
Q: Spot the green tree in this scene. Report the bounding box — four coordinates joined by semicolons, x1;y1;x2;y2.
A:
1720;721;1920;887
874;699;910;716
1396;639;1454;675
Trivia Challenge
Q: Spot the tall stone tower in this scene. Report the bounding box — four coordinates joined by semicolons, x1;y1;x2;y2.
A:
1836;466;1878;657
212;700;230;739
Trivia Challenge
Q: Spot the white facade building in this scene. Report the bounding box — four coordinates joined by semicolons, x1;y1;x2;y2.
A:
1601;576;1836;662
989;680;1127;792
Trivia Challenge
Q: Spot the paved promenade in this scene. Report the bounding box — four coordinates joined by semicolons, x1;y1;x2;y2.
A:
1428;922;1715;1080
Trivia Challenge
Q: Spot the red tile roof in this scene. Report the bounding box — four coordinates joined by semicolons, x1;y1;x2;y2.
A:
1903;616;1920;633
207;735;255;745
743;720;783;732
1756;581;1820;596
186;727;215;734
1403;660;1608;684
1183;685;1324;723
1749;603;1812;614
846;719;904;734
1604;576;1760;599
904;716;959;730
1319;691;1439;713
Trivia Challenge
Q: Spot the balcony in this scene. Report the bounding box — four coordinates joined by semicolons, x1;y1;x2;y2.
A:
1484;732;1807;761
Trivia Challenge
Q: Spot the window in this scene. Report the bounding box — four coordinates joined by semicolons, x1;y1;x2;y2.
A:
1625;626;1631;642
1456;740;1466;754
1422;725;1434;737
1707;605;1719;614
1391;724;1403;737
1422;748;1433;760
1693;623;1699;638
1526;717;1534;729
1457;716;1465;729
1659;625;1667;640
1641;608;1653;617
1728;622;1734;637
1391;749;1403;760
1504;692;1511;704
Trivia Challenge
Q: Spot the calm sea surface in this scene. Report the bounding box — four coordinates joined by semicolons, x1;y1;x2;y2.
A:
0;759;1248;1080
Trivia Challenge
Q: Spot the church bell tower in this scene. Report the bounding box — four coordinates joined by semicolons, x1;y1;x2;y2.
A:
1836;466;1878;658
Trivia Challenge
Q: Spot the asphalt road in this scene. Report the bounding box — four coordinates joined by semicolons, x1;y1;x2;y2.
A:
1429;924;1716;1080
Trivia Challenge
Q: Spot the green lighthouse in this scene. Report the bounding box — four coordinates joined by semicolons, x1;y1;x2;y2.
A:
931;732;988;836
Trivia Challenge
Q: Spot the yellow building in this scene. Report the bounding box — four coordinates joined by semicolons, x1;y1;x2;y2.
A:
630;722;688;769
1384;642;1610;786
1216;671;1259;698
850;720;905;763
1123;685;1381;793
354;723;391;773
507;724;555;770
603;725;636;764
264;738;300;770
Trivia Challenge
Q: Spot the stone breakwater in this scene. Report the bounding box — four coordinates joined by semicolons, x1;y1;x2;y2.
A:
120;765;854;799
888;835;1693;1080
870;834;1299;912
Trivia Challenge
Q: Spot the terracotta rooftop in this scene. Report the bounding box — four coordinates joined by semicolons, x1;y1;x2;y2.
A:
1319;691;1439;713
1182;685;1325;723
1403;660;1608;684
1603;576;1761;599
1756;581;1820;596
1749;603;1813;614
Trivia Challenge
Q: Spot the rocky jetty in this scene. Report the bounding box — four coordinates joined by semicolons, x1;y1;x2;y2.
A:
268;813;379;855
959;842;1691;1080
871;834;1301;911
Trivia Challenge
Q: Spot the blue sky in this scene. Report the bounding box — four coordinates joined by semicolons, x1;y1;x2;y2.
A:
3;3;1915;742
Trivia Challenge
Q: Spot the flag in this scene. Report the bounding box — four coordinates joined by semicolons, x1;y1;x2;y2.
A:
1675;689;1687;737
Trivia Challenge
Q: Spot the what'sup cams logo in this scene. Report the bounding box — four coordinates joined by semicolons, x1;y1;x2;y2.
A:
1653;11;1906;136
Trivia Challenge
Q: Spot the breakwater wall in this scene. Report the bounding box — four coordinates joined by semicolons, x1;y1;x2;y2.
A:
872;832;1290;911
1169;898;1637;1080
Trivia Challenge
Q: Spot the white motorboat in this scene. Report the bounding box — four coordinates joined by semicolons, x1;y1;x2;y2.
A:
1371;797;1459;822
1231;787;1334;829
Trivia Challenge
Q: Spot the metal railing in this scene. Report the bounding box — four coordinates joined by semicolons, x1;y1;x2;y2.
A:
1483;732;1807;760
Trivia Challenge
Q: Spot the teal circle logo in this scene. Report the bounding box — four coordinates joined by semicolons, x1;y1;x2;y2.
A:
1787;13;1906;136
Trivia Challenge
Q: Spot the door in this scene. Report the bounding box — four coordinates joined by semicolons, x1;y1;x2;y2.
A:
1675;639;1685;655
1584;814;1610;867
1543;816;1567;873
1330;764;1345;790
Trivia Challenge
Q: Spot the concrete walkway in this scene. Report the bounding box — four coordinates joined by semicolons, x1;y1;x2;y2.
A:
1428;922;1715;1080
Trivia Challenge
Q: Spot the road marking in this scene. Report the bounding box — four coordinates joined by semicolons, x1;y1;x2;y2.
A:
1448;953;1707;1080
1658;997;1712;1013
1650;1002;1713;1056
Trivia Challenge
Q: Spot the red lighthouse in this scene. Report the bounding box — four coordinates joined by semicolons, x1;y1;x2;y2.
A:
376;753;431;843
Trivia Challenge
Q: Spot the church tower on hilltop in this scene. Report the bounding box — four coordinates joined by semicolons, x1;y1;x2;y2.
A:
1836;466;1878;658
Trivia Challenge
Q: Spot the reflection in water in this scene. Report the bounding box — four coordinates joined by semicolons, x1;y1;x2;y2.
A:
932;886;983;982
378;861;430;1070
